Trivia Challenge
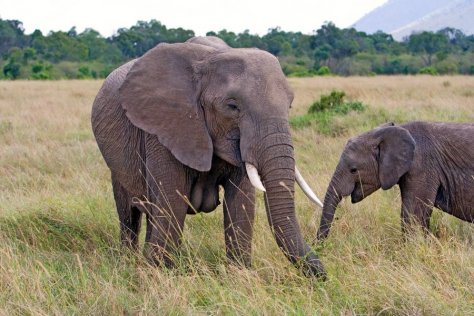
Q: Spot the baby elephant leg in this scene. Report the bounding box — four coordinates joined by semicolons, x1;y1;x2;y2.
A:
400;179;437;235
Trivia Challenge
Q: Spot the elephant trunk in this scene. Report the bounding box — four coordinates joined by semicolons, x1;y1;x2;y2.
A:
317;163;349;240
252;125;326;278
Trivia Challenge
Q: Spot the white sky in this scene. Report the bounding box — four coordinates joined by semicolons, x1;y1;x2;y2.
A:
1;0;388;37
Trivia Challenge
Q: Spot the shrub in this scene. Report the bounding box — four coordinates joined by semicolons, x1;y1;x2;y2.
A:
30;61;52;80
469;65;474;75
31;62;44;74
316;66;331;76
308;90;364;114
418;66;438;75
287;70;314;78
435;60;458;74
309;90;346;113
3;60;21;79
290;90;366;135
77;66;91;79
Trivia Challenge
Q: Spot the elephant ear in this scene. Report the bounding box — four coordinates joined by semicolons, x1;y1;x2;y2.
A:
119;42;214;172
376;126;416;190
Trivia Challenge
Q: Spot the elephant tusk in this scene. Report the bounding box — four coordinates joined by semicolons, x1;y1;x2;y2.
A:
295;166;324;208
245;163;266;192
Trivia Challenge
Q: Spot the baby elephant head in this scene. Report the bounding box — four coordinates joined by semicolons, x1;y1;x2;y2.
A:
317;123;416;240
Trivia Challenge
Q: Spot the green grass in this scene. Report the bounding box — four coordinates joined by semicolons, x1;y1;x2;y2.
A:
1;77;474;314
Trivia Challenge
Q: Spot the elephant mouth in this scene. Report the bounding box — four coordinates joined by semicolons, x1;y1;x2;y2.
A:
213;140;242;167
351;181;377;203
351;181;362;203
351;190;364;203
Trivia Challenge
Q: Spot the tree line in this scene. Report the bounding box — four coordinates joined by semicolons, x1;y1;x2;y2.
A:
1;18;474;79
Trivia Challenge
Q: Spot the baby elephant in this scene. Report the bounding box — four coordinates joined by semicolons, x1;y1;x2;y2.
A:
317;121;474;240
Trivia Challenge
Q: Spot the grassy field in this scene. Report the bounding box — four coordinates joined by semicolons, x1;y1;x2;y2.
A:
1;76;473;315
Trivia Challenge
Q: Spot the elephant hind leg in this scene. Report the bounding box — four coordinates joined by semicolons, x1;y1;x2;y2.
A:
112;173;143;249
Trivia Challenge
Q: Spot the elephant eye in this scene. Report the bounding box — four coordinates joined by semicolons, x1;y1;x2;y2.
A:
350;167;358;174
226;101;239;111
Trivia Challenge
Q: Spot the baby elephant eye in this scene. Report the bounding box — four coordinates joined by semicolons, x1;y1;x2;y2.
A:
350;167;358;174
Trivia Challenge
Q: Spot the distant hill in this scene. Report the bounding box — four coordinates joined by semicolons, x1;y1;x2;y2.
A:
353;0;474;40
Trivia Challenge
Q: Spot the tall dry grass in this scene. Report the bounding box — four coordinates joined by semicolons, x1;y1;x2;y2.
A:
0;76;473;314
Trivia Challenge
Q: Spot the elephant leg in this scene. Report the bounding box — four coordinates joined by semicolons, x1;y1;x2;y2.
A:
112;173;143;249
400;180;437;235
143;136;191;267
223;169;256;267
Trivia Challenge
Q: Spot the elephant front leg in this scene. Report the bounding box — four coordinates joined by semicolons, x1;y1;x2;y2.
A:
143;138;192;268
400;179;437;235
223;170;256;267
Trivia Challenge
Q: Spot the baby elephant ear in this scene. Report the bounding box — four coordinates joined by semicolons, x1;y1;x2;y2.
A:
376;126;416;190
119;42;214;172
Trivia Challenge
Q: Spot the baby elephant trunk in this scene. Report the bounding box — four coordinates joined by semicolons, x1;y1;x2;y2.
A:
317;164;350;240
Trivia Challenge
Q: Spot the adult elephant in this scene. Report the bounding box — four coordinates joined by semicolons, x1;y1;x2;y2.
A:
92;36;325;278
317;121;474;240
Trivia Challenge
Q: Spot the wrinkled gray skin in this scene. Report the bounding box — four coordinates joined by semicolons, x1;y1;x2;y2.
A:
318;121;474;240
92;36;325;278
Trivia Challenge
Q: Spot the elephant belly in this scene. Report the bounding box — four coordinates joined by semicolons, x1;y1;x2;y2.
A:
435;182;474;223
441;204;474;223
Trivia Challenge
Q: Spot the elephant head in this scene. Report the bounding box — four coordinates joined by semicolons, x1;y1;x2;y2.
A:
317;123;416;240
118;37;324;276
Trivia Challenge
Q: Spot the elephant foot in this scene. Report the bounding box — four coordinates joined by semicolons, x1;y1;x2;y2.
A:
226;251;252;269
120;234;140;251
143;242;176;269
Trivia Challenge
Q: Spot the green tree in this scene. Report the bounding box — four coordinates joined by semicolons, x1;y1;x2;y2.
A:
234;30;266;49
208;29;239;47
31;30;88;62
22;47;36;64
78;28;122;63
408;31;448;66
0;19;27;56
437;27;469;52
2;47;23;79
262;27;293;56
311;22;361;73
111;20;194;58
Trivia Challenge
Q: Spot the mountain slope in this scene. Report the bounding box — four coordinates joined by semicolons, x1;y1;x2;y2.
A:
353;0;474;40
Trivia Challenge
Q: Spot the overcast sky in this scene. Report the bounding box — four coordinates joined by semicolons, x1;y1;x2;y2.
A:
1;0;388;37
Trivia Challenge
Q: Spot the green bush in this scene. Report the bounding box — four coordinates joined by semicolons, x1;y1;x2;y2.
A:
77;66;91;79
308;90;364;114
418;66;438;75
290;90;366;134
287;70;314;78
3;60;21;79
469;65;474;75
30;61;52;79
309;90;346;112
435;60;458;74
316;66;331;76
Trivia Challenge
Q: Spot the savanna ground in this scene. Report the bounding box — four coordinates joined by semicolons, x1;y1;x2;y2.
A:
0;76;473;315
